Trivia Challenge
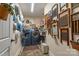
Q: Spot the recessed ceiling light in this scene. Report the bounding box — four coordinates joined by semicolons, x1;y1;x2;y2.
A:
31;3;34;13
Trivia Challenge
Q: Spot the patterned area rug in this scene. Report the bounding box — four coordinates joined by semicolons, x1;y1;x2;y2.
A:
20;45;48;56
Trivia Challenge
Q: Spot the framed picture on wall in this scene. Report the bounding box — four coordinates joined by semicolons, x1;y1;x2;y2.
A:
59;14;69;27
71;3;79;9
52;4;58;19
60;3;68;11
59;8;70;28
71;3;79;14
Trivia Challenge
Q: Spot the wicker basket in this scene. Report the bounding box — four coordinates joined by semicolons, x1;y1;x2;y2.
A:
0;4;9;20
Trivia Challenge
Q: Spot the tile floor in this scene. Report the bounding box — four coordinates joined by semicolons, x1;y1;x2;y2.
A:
20;45;48;56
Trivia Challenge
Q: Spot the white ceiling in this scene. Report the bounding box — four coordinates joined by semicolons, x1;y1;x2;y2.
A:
19;3;47;18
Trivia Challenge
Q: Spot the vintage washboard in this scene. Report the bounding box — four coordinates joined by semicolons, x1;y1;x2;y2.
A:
59;8;70;46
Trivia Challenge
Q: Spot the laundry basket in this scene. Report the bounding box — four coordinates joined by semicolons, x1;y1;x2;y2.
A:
41;43;49;54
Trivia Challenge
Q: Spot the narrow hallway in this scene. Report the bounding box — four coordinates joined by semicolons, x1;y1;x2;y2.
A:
0;3;79;56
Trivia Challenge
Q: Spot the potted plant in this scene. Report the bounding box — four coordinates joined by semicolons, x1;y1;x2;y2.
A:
0;3;14;20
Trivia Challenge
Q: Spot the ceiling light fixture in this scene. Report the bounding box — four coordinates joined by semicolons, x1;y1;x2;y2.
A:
31;3;34;13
